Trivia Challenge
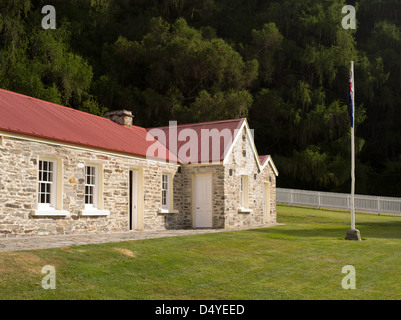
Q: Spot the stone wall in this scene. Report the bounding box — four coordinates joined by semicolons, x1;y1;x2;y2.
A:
223;127;277;228
0;128;277;238
180;165;225;228
0;136;182;238
178;127;277;230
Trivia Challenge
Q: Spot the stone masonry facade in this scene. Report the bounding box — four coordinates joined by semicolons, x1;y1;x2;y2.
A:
0;128;277;238
178;127;277;230
0;136;183;238
223;127;277;228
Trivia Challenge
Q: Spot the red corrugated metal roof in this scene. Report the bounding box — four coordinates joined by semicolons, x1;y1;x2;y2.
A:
259;155;269;167
0;88;178;162
259;154;278;176
0;88;272;169
147;118;245;164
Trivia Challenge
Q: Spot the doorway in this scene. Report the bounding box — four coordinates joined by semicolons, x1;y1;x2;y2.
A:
194;174;213;228
129;170;139;230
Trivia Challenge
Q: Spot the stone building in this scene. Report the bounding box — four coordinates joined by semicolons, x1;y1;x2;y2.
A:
0;88;278;238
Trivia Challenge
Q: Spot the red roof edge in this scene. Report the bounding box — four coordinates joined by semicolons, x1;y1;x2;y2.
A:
0;88;109;122
259;155;270;167
147;118;246;130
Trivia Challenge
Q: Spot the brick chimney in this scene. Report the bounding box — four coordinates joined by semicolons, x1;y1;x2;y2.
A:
105;110;134;127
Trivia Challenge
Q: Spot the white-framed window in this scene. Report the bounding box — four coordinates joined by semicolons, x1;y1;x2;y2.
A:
158;172;178;214
240;175;245;208
33;157;68;216
162;173;170;210
80;163;109;216
38;159;57;209
238;175;251;212
238;175;252;213
85;165;98;210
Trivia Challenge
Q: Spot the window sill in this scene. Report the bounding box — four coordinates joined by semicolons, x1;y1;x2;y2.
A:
80;209;110;216
158;208;179;214
237;207;253;214
31;209;69;217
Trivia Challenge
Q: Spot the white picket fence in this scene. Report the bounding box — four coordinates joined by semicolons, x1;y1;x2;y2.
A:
277;188;401;215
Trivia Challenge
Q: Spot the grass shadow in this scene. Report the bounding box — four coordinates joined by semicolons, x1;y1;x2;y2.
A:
244;219;401;240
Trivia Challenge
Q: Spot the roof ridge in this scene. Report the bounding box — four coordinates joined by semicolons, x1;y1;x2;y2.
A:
148;118;245;130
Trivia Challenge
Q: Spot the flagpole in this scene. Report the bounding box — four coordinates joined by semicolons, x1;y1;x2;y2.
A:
346;60;361;240
350;60;355;230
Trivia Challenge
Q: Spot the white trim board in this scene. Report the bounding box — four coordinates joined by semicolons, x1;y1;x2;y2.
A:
222;119;278;176
261;155;279;177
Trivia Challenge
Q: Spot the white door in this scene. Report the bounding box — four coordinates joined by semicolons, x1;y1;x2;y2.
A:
131;170;138;230
264;182;271;224
194;174;213;228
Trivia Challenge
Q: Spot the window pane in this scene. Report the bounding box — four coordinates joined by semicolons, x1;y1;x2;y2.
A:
38;160;56;206
85;185;94;204
162;190;167;206
162;174;168;190
161;174;169;209
38;182;51;204
85;166;96;186
84;166;97;207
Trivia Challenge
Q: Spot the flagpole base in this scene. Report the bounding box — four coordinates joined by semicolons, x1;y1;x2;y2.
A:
345;229;361;241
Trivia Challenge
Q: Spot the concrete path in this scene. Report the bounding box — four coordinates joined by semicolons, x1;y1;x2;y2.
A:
0;223;282;252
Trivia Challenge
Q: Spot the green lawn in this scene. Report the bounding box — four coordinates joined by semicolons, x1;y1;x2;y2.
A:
1;204;401;300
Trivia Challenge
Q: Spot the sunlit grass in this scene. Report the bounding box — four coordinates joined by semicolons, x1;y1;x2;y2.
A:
1;204;401;299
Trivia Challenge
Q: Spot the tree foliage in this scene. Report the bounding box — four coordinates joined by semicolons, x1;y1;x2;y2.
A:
0;0;95;108
95;17;257;126
0;0;400;196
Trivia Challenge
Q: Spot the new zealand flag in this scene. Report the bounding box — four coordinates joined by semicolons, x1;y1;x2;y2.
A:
347;67;354;128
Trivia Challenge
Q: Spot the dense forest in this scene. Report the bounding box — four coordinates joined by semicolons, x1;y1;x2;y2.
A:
0;0;400;196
